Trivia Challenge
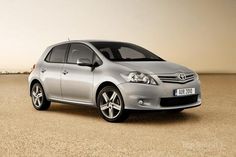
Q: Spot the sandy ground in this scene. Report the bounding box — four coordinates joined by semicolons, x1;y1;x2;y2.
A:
0;74;235;157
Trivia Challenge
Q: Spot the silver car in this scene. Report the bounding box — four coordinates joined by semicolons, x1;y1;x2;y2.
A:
28;40;201;122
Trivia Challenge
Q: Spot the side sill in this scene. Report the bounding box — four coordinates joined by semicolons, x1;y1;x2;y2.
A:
49;98;96;107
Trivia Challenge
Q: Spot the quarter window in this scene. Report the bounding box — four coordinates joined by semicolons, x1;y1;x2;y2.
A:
67;44;94;64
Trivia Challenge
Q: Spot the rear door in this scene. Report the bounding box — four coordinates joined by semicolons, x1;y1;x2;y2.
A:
40;44;68;99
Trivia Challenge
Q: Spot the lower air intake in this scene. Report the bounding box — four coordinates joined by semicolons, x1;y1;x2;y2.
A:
160;95;198;107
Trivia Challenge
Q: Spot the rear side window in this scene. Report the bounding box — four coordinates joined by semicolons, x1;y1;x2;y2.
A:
46;44;68;63
67;44;94;64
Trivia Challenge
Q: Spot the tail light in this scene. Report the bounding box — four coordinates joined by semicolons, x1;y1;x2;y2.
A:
32;64;36;70
31;64;36;72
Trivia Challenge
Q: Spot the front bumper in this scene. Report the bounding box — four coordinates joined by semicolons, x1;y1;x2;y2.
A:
117;80;201;110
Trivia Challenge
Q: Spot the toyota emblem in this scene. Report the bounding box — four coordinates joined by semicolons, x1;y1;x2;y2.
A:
178;73;186;80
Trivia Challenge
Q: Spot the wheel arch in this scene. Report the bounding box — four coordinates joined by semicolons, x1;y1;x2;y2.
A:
29;79;43;96
95;81;121;106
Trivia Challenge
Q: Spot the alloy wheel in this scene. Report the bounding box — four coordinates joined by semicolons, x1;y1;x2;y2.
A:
32;84;43;107
99;90;122;119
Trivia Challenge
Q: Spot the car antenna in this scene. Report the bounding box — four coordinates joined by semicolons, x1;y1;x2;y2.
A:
68;37;70;41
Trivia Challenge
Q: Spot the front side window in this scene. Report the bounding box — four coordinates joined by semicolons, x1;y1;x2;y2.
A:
46;44;68;63
67;44;94;64
91;42;164;62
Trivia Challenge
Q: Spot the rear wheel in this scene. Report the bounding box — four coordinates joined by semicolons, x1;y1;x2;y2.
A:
31;83;51;110
97;86;129;122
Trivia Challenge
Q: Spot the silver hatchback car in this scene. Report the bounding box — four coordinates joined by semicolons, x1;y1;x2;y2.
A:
28;40;201;122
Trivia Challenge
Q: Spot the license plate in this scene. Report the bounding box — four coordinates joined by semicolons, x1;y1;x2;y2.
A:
174;88;195;96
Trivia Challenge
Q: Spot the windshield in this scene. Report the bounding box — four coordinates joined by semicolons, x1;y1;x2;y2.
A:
91;42;165;62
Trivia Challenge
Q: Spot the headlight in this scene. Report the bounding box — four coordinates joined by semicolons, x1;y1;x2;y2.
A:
194;72;199;80
128;72;157;85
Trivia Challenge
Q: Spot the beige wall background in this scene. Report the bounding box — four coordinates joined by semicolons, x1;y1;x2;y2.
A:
0;0;235;73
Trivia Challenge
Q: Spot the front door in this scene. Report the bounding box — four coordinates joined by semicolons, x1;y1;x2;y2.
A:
61;43;94;103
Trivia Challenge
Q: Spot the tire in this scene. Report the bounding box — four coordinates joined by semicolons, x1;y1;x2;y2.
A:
31;83;51;110
97;86;129;122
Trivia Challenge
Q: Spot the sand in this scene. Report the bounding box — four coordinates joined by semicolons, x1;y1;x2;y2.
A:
0;74;235;157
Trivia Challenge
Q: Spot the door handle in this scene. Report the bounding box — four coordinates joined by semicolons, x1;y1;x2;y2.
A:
63;70;68;75
41;68;46;73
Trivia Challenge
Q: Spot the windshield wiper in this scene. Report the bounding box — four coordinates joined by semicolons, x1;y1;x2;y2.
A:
111;58;164;61
124;58;162;61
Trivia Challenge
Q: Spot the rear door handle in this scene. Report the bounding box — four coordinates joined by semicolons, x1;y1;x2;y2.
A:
41;68;46;73
63;70;68;75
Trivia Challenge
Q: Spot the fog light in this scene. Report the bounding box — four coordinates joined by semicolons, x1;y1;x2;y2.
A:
138;99;144;105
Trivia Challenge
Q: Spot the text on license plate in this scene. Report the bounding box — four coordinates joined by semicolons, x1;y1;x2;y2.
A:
175;88;195;96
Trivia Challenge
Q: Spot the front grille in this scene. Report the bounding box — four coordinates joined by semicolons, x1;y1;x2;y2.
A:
160;94;198;107
158;73;195;84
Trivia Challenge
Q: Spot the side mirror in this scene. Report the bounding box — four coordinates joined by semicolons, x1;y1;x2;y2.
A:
77;58;92;66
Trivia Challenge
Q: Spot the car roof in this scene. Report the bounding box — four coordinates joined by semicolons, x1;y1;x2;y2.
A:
48;40;130;48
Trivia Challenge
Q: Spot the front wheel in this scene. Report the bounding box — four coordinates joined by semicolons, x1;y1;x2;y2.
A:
97;86;129;122
31;83;51;110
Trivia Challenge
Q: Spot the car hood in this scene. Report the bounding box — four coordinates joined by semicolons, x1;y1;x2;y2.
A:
115;61;192;74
